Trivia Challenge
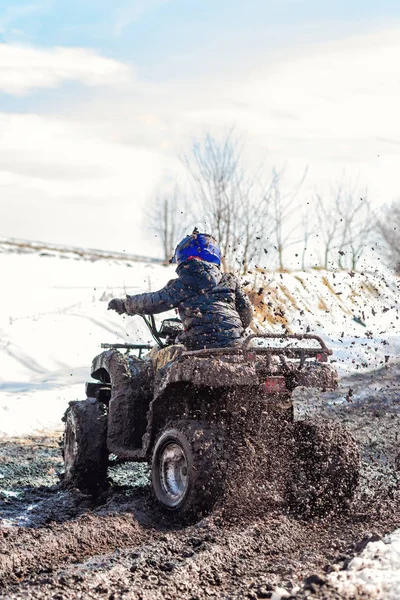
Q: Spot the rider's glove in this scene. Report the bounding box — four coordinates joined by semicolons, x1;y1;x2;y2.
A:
108;298;127;315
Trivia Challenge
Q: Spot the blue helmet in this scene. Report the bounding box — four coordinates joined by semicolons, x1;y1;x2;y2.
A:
171;229;221;266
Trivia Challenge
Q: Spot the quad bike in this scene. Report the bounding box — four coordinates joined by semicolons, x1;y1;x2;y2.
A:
62;317;360;520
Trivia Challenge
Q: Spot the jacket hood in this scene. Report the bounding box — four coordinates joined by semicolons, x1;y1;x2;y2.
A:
176;259;222;291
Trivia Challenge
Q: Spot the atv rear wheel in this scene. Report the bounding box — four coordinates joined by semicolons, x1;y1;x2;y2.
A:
62;398;108;495
151;421;226;521
289;419;360;517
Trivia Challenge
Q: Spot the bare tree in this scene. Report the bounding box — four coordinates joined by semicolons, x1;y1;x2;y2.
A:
267;167;308;271
301;199;316;270
147;185;189;263
314;181;373;270
336;190;373;270
376;199;400;274
315;190;341;269
183;130;271;273
240;188;272;274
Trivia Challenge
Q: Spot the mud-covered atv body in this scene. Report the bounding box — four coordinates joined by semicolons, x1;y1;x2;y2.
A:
62;323;359;520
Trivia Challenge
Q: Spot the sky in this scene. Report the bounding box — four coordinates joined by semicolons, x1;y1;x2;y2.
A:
0;0;400;257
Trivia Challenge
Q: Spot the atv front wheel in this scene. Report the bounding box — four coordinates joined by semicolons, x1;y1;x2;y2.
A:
151;421;226;521
62;398;108;494
289;419;360;517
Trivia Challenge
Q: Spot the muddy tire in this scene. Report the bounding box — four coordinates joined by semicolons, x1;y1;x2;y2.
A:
62;398;108;495
151;421;226;522
289;419;360;517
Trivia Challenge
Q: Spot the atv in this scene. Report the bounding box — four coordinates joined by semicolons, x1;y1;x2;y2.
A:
62;316;360;520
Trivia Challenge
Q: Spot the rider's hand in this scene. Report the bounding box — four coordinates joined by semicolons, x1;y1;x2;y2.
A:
108;298;127;315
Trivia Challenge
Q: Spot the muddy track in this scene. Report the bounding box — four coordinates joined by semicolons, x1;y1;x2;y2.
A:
0;362;399;599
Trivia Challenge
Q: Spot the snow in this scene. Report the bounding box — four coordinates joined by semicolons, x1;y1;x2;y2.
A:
252;269;400;376
271;587;291;599
0;249;174;436
269;531;400;599
328;529;400;599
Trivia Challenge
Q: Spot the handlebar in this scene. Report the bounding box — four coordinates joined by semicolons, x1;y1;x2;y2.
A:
101;343;153;350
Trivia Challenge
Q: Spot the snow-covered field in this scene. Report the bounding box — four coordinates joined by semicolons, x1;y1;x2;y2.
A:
0;242;172;436
0;239;399;437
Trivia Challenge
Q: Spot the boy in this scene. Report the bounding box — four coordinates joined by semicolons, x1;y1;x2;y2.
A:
108;230;253;350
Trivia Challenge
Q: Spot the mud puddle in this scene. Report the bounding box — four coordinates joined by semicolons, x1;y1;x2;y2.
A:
0;437;152;529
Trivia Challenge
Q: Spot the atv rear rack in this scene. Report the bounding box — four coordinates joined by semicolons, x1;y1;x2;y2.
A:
181;333;331;368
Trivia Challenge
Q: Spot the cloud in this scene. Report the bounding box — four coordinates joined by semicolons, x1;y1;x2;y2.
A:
1;27;400;255
0;44;133;95
165;27;400;199
0;112;173;254
235;28;400;142
0;113;167;195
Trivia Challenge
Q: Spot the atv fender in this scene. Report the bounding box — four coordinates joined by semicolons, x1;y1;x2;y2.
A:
290;363;338;391
154;355;258;398
91;350;153;457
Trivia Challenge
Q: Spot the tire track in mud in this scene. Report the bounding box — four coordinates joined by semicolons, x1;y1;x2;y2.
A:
1;507;399;599
0;511;147;587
